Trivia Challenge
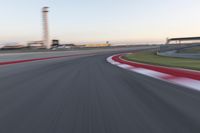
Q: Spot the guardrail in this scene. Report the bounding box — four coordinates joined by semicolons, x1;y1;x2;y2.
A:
159;43;200;52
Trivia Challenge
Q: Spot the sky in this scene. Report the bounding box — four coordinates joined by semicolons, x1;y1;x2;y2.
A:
0;0;200;44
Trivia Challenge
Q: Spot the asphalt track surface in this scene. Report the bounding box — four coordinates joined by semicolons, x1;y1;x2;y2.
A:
0;50;200;133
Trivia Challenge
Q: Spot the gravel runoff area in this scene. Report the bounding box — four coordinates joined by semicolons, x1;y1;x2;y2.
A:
123;52;200;71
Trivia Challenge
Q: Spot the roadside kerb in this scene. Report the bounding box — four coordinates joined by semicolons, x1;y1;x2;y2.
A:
107;54;200;91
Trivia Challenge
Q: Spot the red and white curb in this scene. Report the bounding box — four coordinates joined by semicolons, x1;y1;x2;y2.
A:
107;54;200;91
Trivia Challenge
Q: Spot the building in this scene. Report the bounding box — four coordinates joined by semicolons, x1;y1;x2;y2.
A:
84;43;111;48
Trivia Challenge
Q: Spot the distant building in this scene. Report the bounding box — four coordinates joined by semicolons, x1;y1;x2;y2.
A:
84;43;111;47
52;40;59;47
27;41;45;48
58;44;76;49
166;37;200;44
0;42;27;50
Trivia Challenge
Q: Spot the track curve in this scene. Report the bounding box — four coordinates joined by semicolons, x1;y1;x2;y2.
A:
0;51;200;133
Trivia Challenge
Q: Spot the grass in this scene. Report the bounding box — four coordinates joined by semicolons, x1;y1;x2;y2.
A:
178;46;200;53
123;52;200;71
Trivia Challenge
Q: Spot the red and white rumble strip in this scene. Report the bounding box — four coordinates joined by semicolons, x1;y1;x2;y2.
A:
107;54;200;91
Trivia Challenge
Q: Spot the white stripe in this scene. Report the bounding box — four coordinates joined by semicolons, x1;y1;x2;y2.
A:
170;78;200;91
106;56;121;65
131;68;169;79
117;64;132;69
111;61;120;65
106;56;113;63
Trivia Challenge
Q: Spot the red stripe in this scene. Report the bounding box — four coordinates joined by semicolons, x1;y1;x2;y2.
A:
112;55;200;80
0;53;94;66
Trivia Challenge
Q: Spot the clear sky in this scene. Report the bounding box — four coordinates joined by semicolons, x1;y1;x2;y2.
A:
0;0;200;44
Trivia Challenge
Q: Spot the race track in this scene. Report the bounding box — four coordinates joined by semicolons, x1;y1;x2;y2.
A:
0;48;200;133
